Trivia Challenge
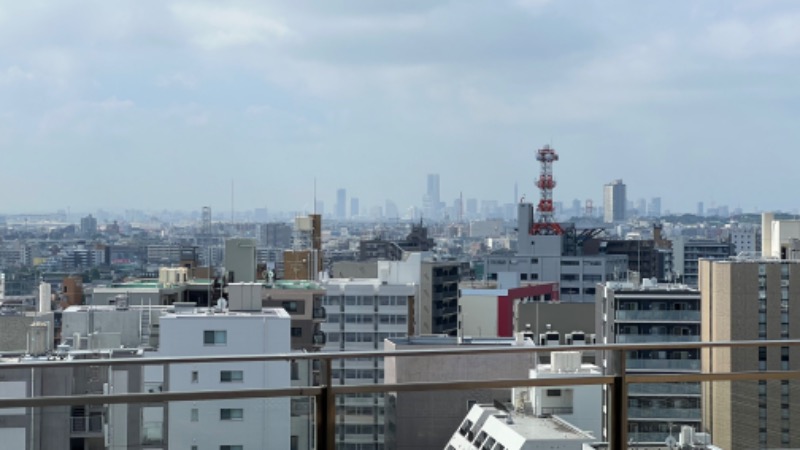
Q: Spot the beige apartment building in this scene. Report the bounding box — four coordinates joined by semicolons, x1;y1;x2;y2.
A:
700;258;800;450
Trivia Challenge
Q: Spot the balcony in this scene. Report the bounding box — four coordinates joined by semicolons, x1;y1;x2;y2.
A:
616;334;698;343
313;331;327;345
628;407;701;420
313;307;327;320
70;415;103;435
1;340;798;450
626;359;700;371
615;310;701;322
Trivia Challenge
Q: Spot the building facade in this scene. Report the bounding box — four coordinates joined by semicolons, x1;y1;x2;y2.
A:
603;180;626;223
700;258;800;450
597;281;702;443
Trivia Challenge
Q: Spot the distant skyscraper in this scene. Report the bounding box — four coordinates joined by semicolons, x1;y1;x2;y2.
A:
466;198;478;218
315;201;325;216
350;197;359;218
385;200;399;219
335;188;346;220
697;202;704;217
649;197;662;217
423;174;441;220
603;179;626;223
572;199;581;218
636;198;646;217
80;214;97;237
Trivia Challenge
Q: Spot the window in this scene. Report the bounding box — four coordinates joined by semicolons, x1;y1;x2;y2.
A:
546;389;562;397
282;301;298;312
191;371;199;383
291;327;302;337
220;446;243;450
220;408;244;421
191;408;199;422
204;330;227;345
220;370;244;383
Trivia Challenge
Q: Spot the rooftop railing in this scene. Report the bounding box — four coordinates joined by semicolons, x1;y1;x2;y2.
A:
1;339;800;450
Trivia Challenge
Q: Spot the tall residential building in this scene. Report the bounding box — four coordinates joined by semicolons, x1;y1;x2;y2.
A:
350;197;360;219
423;173;441;220
700;258;800;450
321;258;419;449
336;188;347;220
80;214;97;237
603;179;626;223
597;281;702;442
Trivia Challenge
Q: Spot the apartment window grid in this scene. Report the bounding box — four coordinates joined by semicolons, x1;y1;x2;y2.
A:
759;380;767;445
758;266;767;340
782;379;791;446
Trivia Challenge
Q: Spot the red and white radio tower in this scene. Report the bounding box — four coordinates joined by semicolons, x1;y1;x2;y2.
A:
530;145;565;235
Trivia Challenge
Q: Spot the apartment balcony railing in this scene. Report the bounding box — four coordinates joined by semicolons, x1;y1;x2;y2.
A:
615;310;701;322
312;331;327;345
615;334;698;343
2;339;800;450
628;382;701;396
626;359;700;371
313;307;327;320
627;407;701;420
141;421;164;445
70;415;103;434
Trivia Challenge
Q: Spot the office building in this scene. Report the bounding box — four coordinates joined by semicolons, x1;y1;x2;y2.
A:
336;188;347;220
350;197;360;219
649;197;662;217
700;258;800;450
258;222;292;248
603;180;626;223
597;281;701;442
423;174;441;220
80;214;97;237
484;203;628;303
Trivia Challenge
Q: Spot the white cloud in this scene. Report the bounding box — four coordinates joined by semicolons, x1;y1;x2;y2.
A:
170;3;292;50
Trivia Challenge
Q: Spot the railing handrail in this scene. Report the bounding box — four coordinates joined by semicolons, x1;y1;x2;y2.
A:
2;338;798;369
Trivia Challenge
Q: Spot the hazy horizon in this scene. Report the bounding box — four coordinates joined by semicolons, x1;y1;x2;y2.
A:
2;1;799;214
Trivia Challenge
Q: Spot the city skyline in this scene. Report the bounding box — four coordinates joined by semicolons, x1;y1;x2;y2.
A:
1;1;799;213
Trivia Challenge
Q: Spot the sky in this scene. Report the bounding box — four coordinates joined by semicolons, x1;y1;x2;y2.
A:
1;0;799;215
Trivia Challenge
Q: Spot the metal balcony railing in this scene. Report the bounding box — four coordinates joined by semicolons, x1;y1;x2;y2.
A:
615;310;701;322
2;339;800;450
313;307;327;320
70;415;103;434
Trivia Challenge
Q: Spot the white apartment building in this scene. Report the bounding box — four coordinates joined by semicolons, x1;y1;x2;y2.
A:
321;256;419;450
157;305;292;450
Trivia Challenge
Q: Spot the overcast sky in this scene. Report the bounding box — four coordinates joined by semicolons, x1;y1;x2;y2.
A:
1;0;799;215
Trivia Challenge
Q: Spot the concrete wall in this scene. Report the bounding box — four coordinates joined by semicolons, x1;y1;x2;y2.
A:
459;295;497;337
516;302;597;338
384;339;534;450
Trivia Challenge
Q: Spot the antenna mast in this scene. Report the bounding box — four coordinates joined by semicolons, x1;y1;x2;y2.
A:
530;145;564;235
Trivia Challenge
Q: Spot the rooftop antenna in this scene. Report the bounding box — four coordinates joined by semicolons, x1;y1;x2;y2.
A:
230;179;235;226
314;177;317;215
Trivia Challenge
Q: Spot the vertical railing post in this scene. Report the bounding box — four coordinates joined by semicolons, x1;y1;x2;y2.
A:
610;348;628;450
316;358;336;450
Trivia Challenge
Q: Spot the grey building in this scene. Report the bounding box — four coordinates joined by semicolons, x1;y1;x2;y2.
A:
484;203;627;303
224;238;256;283
384;336;534;450
596;281;701;443
672;237;734;287
257;222;292;248
603;179;626;223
